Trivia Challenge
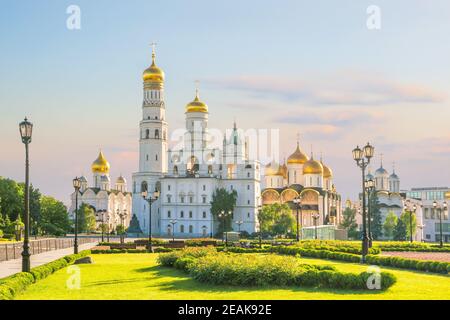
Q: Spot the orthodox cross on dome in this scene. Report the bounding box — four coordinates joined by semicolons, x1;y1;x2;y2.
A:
194;79;200;98
380;153;384;167
150;41;157;62
392;161;396;173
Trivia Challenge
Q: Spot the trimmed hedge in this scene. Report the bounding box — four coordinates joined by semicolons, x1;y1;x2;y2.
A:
0;250;91;300
271;246;362;263
374;242;450;253
366;255;450;274
91;249;148;254
295;240;381;255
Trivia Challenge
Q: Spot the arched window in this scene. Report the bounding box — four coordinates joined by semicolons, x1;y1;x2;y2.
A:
167;225;172;236
202;226;207;237
141;181;148;193
173;165;178;175
155;181;161;192
189;225;193;233
208;165;213;174
180;225;185;233
133;182;136;193
294;171;297;183
155;129;159;139
145;129;150;139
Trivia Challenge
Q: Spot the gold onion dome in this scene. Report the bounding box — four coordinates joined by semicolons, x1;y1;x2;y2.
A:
142;49;165;83
287;142;309;164
303;155;323;174
116;175;126;184
265;162;281;176
91;151;110;174
320;158;333;178
186;90;208;113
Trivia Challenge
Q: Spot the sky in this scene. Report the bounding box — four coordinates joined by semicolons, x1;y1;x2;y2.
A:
0;0;449;205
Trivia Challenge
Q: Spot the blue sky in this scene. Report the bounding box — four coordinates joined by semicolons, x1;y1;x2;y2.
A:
1;0;449;203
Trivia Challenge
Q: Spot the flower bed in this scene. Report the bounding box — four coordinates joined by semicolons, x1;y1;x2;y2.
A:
157;248;396;290
0;250;91;300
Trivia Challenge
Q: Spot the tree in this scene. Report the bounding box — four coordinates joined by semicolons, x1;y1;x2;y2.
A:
368;192;383;239
258;203;295;237
340;207;359;239
393;218;407;241
40;196;70;236
0;177;23;221
18;183;41;235
210;188;237;235
400;210;417;240
77;203;96;233
383;211;398;240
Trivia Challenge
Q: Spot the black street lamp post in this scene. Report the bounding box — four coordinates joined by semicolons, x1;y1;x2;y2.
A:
433;201;448;247
72;177;81;254
404;200;417;243
257;206;263;248
352;142;375;263
106;213;110;242
293;196;302;241
235;220;243;233
117;209;127;244
218;210;231;247
19;117;33;272
364;178;375;247
142;189;160;252
312;213;320;240
169;219;177;242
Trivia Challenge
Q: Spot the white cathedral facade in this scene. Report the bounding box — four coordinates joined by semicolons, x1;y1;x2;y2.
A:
132;48;261;238
69;151;132;231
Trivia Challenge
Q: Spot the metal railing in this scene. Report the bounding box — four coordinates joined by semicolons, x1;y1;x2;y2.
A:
0;238;97;262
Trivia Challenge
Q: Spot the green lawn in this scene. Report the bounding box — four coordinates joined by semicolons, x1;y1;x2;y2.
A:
17;253;450;300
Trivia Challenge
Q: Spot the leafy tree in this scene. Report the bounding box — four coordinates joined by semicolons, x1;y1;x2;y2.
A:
40;196;70;236
393;218;407;241
368;192;383;239
340;207;359;239
18;183;42;235
76;203;96;233
0;177;23;221
383;211;398;240
258;203;295;237
400;210;417;240
210;188;237;235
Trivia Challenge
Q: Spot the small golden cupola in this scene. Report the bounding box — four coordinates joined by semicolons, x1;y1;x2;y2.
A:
142;45;165;86
303;154;323;175
186;89;208;113
287;142;309;164
320;156;333;178
91;151;110;174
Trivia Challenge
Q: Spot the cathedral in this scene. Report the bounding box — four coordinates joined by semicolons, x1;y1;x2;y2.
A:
261;142;342;227
132;48;261;238
69;151;132;231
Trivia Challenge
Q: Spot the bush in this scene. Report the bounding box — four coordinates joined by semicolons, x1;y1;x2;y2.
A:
158;247;217;267
184;253;395;290
0;273;35;300
293;240;381;255
365;254;450;274
271;246;362;263
91;249;148;254
374;242;450;253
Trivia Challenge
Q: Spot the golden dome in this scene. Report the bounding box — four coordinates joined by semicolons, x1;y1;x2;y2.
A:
186;90;208;113
321;160;333;178
287;142;309;164
142;49;165;83
303;157;323;174
91;151;110;174
265;162;282;176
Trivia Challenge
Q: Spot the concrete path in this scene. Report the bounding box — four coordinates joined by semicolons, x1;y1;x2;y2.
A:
0;242;98;279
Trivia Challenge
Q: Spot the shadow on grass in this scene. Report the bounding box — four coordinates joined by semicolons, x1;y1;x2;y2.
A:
136;265;386;296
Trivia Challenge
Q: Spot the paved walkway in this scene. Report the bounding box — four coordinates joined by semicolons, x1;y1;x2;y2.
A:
0;242;98;279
